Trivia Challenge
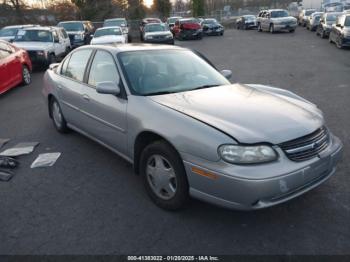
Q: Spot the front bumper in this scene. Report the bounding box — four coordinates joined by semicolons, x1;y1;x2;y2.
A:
204;28;224;35
182;134;343;210
179;30;202;39
27;51;49;66
144;38;174;45
274;23;297;31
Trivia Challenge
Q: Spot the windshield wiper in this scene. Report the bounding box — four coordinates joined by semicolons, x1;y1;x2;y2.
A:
144;91;173;96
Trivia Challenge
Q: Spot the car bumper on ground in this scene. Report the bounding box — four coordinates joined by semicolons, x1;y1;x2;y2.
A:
182;134;343;210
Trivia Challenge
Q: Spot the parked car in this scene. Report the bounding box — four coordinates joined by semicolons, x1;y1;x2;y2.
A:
173;18;203;40
43;44;343;210
103;18;131;42
57;21;94;48
0;25;39;42
306;12;324;31
329;13;350;48
257;9;297;33
140;18;162;41
166;16;182;34
236;15;257;30
316;12;343;38
201;18;224;36
298;9;316;26
91;27;127;45
142;23;174;45
0;40;32;94
13;26;70;67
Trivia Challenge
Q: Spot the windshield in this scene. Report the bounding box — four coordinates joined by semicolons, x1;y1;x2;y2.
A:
244;15;256;21
168;18;180;24
58;22;84;31
327;13;341;23
271;11;289;18
145;24;168;32
0;28;18;37
94;28;122;37
119;50;230;96
14;30;53;42
203;19;218;24
305;10;315;16
104;20;126;27
345;16;350;27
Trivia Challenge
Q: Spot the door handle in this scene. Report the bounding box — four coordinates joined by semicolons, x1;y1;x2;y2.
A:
82;94;90;101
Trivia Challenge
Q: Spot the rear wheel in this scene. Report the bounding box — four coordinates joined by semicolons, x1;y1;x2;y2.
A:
22;65;31;85
140;140;189;210
50;98;68;133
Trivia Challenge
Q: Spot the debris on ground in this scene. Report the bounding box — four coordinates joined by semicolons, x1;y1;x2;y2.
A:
31;153;61;168
0;157;19;169
0;142;39;157
0;169;14;182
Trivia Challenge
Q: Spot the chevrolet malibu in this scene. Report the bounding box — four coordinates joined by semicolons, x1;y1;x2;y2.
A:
43;45;343;210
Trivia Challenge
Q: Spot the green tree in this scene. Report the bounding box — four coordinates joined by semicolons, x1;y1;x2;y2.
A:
152;0;172;19
191;0;205;17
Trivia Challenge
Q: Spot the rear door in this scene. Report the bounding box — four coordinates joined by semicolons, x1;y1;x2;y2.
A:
57;49;93;127
80;50;128;155
0;48;10;93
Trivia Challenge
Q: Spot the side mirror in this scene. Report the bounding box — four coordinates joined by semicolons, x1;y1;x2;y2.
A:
220;70;232;80
96;81;121;95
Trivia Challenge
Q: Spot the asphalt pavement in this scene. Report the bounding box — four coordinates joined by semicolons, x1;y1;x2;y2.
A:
0;27;349;255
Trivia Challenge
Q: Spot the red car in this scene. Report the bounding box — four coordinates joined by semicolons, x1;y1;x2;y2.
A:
0;40;32;95
173;18;203;40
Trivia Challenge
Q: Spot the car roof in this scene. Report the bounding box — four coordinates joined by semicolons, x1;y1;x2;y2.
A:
19;26;54;31
268;9;287;12
76;43;185;54
97;26;122;30
105;18;126;21
58;21;84;24
145;23;164;26
2;24;39;29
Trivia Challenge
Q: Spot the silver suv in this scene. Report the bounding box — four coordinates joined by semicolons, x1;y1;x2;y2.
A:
257;9;297;33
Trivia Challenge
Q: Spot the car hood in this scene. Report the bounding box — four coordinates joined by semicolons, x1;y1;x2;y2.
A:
150;84;324;144
145;31;172;37
91;35;125;44
0;36;14;41
12;41;53;51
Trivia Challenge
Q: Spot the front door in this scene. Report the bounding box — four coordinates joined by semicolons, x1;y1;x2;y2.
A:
80;50;128;156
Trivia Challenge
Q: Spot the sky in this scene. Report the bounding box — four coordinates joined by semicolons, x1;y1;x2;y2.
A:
25;0;156;8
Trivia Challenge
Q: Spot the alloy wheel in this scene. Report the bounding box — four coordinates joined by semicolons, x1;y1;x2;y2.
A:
52;101;63;129
22;66;31;85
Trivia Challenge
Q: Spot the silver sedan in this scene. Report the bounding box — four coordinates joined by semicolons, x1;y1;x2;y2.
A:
43;44;343;210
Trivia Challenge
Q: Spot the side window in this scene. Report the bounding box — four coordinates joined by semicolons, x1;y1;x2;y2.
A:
53;31;59;42
61;55;71;75
88;51;119;87
65;49;93;81
61;29;68;39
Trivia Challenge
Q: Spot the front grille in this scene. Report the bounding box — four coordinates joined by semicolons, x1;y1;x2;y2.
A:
153;35;165;40
279;127;330;162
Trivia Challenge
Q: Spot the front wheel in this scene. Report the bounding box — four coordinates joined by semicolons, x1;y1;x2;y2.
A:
22;65;31;85
50;98;69;133
140;140;189;210
257;23;262;32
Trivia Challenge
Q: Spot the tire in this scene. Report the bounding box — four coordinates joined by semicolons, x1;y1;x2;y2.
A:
48;54;56;65
336;37;343;49
289;29;295;33
257;23;262;32
140;140;189;210
50;98;69;133
269;24;274;34
22;65;31;85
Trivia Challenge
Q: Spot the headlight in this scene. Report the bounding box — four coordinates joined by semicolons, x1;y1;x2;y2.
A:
74;34;83;40
166;34;173;39
36;51;46;56
218;144;278;164
123;28;129;34
146;35;153;40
